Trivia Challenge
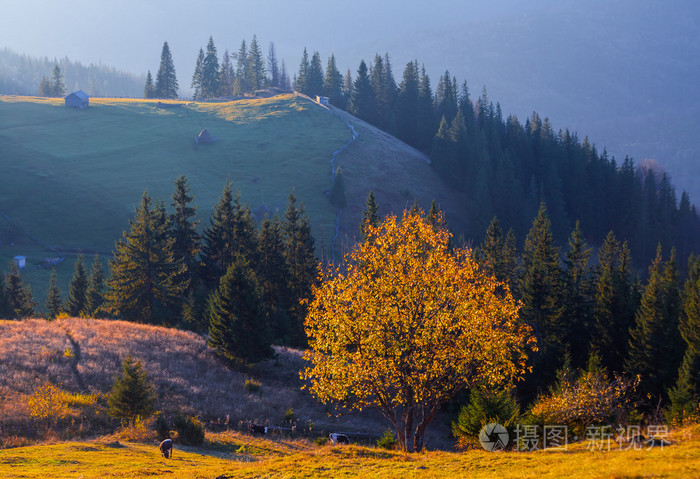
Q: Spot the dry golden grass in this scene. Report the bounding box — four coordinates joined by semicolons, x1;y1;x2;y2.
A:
0;318;452;447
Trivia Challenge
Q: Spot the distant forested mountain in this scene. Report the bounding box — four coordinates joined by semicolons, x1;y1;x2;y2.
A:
0;48;144;97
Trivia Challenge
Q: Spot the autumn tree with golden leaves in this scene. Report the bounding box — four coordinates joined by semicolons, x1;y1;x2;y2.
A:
302;210;535;452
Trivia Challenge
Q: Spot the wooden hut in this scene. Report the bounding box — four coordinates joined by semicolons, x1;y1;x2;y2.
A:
65;90;89;109
195;129;217;144
13;256;26;269
316;95;330;106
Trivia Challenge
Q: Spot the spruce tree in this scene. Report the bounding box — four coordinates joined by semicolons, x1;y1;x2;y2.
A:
219;49;234;97
626;245;682;400
201;36;220;99
267;42;280;88
294;47;310;95
155;41;178;99
169;175;200;287
324;53;344;107
478;217;519;294
105;192;187;324
191;48;205;100
307;51;324;97
360;190;380;241
108;355;156;426
83;255;105;317
246;35;265;91
257;217;291;343
348;60;376;124
279;59;290;91
6;262;36;319
50;64;65;97
38;76;51;96
283;193;318;347
233;40;248;95
668;258;700;422
144;70;155;99
396;61;420;146
45;269;62;320
64;254;87;317
207;256;273;364
519;203;563;393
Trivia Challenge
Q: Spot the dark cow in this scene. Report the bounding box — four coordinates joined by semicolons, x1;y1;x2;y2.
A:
250;424;268;435
159;438;173;458
329;433;350;445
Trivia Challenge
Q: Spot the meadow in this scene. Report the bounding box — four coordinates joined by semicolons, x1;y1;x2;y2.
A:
0;94;351;300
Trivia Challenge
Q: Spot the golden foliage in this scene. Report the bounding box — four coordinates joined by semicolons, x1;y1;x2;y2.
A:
26;382;99;427
302;210;535;450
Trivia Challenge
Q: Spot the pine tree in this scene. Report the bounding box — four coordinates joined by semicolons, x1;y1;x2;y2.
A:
105;192;187;324
201;36;220;99
144;70;155;99
207;256;273;364
6;262;36;319
219;49;234;97
348;60;376;124
283;193;318;347
257;217;292;343
50;64;65;97
324;53;344;107
396;61;420;146
38;76;51;96
155;41;178;99
267;42;280;88
233;40;248;95
360;190;380;241
478;217;518;293
416;66;435;152
45;269;62;320
247;35;265;91
63;254;87;317
519;203;563;394
83;255;105;317
191;48;205;100
108;355;156;426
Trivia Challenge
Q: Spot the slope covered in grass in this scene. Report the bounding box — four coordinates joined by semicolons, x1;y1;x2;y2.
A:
0;94;350;299
0;318;451;448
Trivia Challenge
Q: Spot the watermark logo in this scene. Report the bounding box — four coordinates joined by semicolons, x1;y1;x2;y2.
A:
479;423;509;451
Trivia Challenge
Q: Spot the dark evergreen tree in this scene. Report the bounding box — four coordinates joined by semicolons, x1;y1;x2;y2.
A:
50;64;65;97
668;254;700;422
416;65;435;152
219;49;234;97
105;192;187;324
477;217;518;294
169;175;200;286
83;254;105;318
283;193;318;347
396;61;420;146
626;245;682;401
207;256;273;364
370;53;398;132
201;36;220;99
294;47;310;95
360;190;380;241
279;59;290;91
347;60;376;124
233;40;248;95
38;76;51;96
343;68;352;100
329;166;346;209
324;53;344;107
257;217;291;344
191;48;205;100
306;51;324;97
267;42;280;88
155;41;178;99
64;254;87;317
45;269;62;320
519;203;563;393
6;262;36;319
247;35;265;91
107;355;156;426
143;70;155;99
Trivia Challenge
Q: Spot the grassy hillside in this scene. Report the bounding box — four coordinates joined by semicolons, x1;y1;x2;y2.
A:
0;426;698;478
0;317;450;448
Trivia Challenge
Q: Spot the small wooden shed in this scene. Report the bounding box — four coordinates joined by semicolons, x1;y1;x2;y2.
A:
13;256;26;269
195;129;217;144
316;95;329;106
65;90;89;109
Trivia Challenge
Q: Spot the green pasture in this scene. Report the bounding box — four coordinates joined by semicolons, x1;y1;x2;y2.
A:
0;95;351;304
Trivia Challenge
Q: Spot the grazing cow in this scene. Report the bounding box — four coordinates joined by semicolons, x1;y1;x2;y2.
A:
250;424;268;435
329;433;350;445
159;438;173;458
